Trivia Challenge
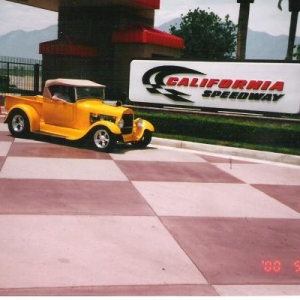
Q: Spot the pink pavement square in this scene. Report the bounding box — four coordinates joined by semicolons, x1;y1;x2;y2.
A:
0;179;154;216
0;132;14;142
161;217;300;285
199;154;256;164
115;161;244;183
0;157;5;170
253;184;300;213
8;140;111;159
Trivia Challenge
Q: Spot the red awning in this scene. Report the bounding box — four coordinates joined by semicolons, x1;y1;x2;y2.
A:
39;40;98;57
7;0;160;12
113;25;184;49
132;0;160;9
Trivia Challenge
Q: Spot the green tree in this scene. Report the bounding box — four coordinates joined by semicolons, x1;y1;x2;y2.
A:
170;8;237;60
293;44;300;59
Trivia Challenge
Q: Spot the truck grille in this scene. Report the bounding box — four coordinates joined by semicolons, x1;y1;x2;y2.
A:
121;114;133;134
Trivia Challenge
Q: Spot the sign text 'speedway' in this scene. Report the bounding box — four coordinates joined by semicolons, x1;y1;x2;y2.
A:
166;77;285;102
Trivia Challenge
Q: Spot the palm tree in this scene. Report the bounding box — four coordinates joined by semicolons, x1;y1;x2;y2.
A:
236;0;255;60
278;0;300;60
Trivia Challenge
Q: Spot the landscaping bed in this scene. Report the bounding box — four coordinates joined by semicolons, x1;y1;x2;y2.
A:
135;110;300;156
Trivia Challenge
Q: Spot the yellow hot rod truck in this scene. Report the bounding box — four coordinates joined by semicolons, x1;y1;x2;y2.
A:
4;78;154;152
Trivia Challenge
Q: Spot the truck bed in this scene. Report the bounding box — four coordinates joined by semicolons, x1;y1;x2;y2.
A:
5;95;44;115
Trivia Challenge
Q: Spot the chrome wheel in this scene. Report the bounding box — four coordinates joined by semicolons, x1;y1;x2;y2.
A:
12;114;25;133
92;127;115;152
8;109;30;138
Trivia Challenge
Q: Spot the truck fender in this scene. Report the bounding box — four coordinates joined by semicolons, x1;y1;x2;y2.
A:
6;104;40;132
89;120;122;135
133;118;155;140
139;119;155;132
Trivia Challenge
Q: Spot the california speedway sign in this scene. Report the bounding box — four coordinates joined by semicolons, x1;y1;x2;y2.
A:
129;60;300;114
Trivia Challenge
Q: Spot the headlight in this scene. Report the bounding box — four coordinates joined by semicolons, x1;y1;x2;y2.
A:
118;119;124;128
136;118;144;128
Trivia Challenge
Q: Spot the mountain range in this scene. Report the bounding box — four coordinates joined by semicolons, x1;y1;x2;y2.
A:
0;25;58;60
0;19;299;60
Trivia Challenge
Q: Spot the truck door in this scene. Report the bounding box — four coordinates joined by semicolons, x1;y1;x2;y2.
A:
43;98;76;127
43;85;76;127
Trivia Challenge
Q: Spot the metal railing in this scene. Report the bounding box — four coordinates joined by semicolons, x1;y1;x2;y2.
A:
0;56;42;96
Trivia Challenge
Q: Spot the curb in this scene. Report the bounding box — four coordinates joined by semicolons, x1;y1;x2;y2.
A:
152;137;300;166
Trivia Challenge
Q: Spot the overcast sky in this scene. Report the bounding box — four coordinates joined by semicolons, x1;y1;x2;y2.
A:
0;0;299;37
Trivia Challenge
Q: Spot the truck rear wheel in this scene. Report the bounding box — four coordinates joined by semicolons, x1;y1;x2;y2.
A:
91;126;116;152
8;109;30;138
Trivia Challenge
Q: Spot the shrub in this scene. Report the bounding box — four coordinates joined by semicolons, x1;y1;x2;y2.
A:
136;110;300;150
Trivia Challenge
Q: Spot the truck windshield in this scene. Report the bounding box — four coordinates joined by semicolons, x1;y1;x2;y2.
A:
76;86;105;100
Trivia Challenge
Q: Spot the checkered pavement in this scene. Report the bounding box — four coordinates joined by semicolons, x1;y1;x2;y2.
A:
1;114;300;296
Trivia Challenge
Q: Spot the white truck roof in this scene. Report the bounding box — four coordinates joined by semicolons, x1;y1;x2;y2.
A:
43;78;106;99
45;78;105;88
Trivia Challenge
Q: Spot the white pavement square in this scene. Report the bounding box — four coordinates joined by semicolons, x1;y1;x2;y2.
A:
133;182;300;218
111;147;207;162
0;124;8;132
0;215;207;288
214;285;300;296
0;142;11;156
14;138;46;144
215;163;300;185
0;157;128;181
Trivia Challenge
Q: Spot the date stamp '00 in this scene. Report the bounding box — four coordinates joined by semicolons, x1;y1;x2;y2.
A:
261;260;300;273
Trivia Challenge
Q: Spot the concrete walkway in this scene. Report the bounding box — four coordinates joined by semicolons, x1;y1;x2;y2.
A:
0;115;300;296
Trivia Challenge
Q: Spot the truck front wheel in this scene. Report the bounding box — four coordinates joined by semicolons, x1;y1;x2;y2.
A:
8;109;30;138
132;130;152;148
90;126;116;152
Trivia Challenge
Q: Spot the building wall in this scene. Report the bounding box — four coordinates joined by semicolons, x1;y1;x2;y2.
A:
41;4;182;99
56;5;156;95
42;55;97;85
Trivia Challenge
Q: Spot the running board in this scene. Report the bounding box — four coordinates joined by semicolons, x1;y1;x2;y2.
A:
32;131;68;139
34;122;87;140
